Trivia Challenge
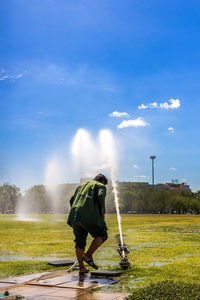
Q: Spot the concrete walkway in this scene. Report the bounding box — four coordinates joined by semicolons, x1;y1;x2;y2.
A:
0;270;129;299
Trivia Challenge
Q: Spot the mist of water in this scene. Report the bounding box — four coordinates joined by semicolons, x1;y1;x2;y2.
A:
16;127;124;241
71;128;96;178
16;157;62;220
16;211;38;222
16;197;39;221
71;128;124;247
45;157;62;213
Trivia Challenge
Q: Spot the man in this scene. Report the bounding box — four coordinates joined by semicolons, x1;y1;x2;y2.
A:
67;174;108;275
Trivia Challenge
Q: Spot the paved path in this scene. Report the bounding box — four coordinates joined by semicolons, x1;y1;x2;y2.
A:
0;270;129;299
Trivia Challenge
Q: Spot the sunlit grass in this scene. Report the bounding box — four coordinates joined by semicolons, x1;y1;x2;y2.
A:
0;261;66;279
1;213;200;295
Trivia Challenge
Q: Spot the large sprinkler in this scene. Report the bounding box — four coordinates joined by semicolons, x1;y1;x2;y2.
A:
117;243;131;270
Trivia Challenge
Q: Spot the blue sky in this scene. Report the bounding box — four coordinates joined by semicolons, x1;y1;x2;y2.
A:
0;0;200;191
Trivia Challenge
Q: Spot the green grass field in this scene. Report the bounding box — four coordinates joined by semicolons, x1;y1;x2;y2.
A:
1;214;200;298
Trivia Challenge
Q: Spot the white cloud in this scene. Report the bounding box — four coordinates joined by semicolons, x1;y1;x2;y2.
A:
16;74;23;79
138;99;181;110
168;127;174;133
0;69;26;81
133;164;139;168
118;117;149;129
138;104;148;109
170;167;176;171
109;111;129;117
0;75;9;81
160;99;180;110
150;102;159;108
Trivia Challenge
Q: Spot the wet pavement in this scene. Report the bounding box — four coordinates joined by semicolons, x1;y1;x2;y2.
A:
0;270;129;299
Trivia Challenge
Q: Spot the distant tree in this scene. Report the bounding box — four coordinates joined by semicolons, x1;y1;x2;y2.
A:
149;189;169;213
22;185;50;213
194;190;200;201
20;183;81;214
135;187;152;213
4;180;197;215
179;190;193;198
189;199;200;214
0;184;21;213
168;192;190;214
119;190;135;213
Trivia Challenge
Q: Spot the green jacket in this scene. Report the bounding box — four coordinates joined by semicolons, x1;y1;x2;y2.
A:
67;180;107;231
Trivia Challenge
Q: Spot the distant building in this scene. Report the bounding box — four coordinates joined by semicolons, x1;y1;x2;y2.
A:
79;178;191;192
155;182;191;192
179;182;191;191
154;183;169;190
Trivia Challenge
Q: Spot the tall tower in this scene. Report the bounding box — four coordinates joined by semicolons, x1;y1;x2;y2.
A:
149;155;156;188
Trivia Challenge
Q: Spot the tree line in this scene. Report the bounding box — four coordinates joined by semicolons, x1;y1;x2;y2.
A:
116;182;200;214
0;182;200;214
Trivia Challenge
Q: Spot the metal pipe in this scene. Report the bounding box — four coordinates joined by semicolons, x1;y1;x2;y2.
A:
150;155;156;189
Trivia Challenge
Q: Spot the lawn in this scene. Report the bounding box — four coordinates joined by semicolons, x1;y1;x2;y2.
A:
1;214;200;298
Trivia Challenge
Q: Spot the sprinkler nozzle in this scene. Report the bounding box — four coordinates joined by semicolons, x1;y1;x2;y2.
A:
117;243;131;270
117;243;129;256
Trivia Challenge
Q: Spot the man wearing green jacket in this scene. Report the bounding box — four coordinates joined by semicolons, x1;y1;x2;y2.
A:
67;174;108;275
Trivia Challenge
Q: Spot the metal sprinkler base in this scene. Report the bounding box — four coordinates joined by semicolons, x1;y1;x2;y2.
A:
117;243;131;270
119;260;131;270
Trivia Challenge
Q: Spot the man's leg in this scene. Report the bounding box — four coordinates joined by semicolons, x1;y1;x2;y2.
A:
72;222;88;273
83;236;103;259
84;228;108;259
76;247;85;272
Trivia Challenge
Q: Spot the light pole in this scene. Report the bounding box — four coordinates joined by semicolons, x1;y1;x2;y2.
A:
150;155;156;188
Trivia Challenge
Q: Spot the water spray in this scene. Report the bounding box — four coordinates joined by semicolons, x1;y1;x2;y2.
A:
99;130;131;270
